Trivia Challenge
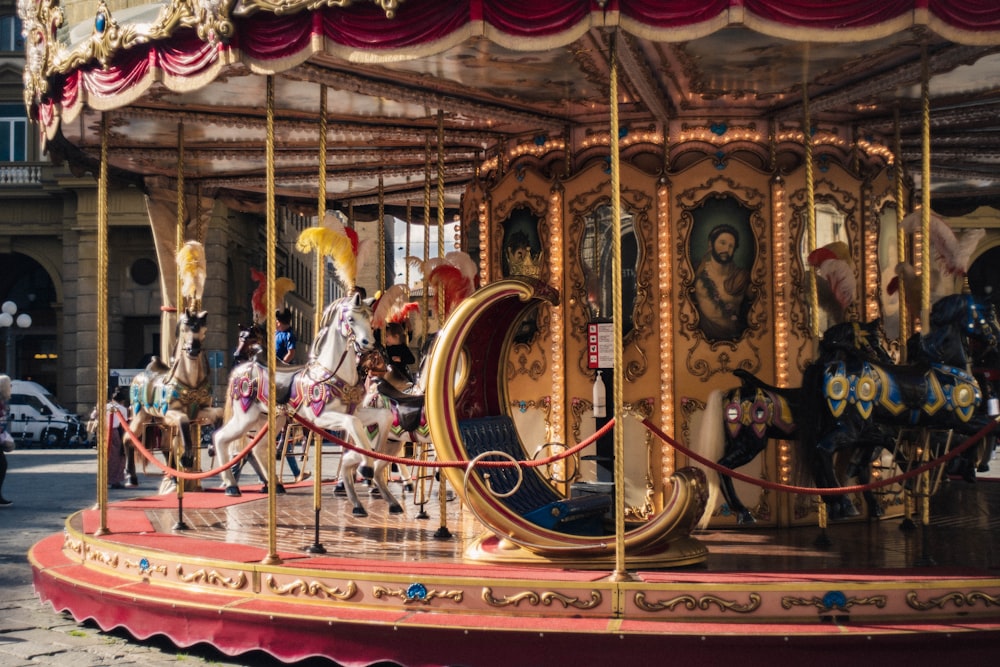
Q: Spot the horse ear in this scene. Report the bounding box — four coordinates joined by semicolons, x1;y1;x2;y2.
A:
352;292;362;308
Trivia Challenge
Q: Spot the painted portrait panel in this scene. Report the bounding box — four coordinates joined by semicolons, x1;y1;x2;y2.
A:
688;195;756;341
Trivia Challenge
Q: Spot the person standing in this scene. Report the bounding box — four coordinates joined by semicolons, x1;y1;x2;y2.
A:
0;374;14;506
105;387;129;489
275;308;297;364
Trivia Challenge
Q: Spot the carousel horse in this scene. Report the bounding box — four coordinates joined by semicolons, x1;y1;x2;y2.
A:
129;309;222;475
695;319;893;525
802;293;1000;506
211;293;399;516
359;336;436;491
233;322;265;365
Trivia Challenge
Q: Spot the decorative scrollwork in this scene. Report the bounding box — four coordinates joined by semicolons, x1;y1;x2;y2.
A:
906;590;1000;611
234;0;403;19
175;566;247;589
635;591;762;614
372;583;463;605
483;587;602;610
781;591;886;611
88;549;120;568
264;576;357;600
124;557;167;576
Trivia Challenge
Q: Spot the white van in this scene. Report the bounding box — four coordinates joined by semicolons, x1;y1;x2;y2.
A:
6;380;88;447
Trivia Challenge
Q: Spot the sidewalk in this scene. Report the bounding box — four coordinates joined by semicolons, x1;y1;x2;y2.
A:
0;448;335;666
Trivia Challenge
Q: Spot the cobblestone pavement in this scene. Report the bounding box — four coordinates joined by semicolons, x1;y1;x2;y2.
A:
0;448;344;667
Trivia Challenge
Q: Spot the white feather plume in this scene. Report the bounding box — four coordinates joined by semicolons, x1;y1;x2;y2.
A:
901;210;965;277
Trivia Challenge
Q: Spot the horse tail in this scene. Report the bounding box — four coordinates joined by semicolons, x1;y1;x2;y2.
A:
693;388;727;529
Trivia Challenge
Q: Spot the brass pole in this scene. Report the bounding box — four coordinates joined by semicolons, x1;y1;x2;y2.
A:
263;75;280;565
894;104;909;358
95;112;110;535
920;43;932;328
803;45;819;339
312;84;328;525
608;31;634;584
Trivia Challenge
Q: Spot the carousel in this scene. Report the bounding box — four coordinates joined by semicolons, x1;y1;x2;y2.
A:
19;1;1000;664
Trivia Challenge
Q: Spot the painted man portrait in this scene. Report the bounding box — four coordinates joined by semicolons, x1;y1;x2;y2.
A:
693;222;752;340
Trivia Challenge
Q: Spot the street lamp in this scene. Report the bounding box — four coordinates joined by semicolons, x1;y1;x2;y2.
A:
0;301;32;377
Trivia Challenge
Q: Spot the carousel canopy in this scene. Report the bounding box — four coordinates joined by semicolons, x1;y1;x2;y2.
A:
19;0;1000;217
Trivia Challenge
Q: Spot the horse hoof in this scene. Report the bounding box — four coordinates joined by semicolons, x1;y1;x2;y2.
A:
207;446;216;458
369;486;381;496
736;512;756;525
225;486;242;497
352;507;368;517
275;484;286;495
333;483;346;497
389;504;403;514
180;454;194;468
359;465;375;480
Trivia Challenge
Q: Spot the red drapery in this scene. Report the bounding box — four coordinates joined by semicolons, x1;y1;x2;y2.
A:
41;0;1000;130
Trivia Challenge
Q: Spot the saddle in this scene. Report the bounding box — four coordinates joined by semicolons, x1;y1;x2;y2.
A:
376;378;425;433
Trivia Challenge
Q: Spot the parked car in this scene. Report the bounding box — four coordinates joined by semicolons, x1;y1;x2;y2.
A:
6;380;89;447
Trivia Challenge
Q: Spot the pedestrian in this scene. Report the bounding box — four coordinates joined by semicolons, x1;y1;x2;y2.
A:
104;387;129;489
0;374;14;506
275;308;297;364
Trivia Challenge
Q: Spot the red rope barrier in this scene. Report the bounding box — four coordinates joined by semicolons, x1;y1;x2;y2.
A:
642;417;1000;496
115;412;268;481
291;413;616;470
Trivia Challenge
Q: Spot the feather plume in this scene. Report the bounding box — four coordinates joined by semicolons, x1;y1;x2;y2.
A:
445;251;478;282
808;242;855;323
390;301;420;325
251;268;267;323
177;241;206;305
274;277;295;308
372;283;410;328
901;210;965;277
297;213;359;291
428;264;474;319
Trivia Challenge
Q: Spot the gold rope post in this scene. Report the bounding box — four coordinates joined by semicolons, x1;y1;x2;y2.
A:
920;43;932;328
171;124;191;504
308;84;328;549
802;45;819;340
405;200;412;287
608;31;634;584
94;112;110;535
435;109;451;537
263;75;280;565
422;136;431;346
378;172;386;296
894;103;909;359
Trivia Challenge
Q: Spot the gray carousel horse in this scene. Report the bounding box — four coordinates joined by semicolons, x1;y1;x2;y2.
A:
129;309;222;481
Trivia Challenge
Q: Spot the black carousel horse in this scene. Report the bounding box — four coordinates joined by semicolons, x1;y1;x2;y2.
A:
802;293;1000;510
696;319;892;525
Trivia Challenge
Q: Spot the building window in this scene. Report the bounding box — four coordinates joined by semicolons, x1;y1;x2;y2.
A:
0;105;27;162
0;15;23;52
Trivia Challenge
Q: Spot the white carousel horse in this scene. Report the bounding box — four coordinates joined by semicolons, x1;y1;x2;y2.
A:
211;293;399;516
129;310;222;479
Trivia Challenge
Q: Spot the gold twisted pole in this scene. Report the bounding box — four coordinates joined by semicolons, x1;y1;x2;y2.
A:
95;112;110;535
894;104;909;358
311;84;328;524
422;136;431;341
803;47;819;339
263;75;280;565
608;31;633;584
378;172;386;295
920;43;931;328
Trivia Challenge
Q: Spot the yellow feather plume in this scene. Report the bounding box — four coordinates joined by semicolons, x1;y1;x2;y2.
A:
274;277;296;307
177;241;206;305
297;225;357;290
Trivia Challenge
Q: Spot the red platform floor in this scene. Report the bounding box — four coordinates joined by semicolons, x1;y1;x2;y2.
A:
29;471;1000;667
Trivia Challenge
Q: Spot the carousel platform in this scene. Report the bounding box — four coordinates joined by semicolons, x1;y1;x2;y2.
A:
29;469;1000;666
